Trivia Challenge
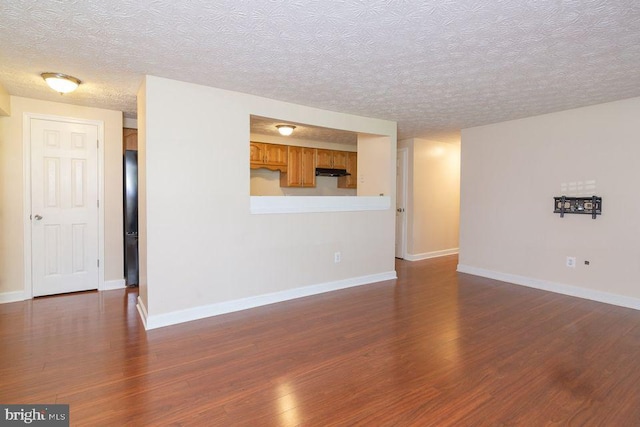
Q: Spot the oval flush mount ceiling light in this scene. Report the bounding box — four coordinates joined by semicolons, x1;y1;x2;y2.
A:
276;125;296;136
41;72;81;94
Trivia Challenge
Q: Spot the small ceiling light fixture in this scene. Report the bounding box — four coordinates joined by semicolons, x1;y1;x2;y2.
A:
276;124;296;136
41;72;81;94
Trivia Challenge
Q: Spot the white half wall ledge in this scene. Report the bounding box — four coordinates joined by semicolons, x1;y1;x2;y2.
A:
102;279;126;291
404;248;459;261
457;264;640;311
140;270;398;330
250;196;391;214
0;291;27;304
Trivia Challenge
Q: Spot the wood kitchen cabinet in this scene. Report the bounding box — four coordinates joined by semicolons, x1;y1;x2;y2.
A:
338;152;358;189
250;142;288;172
280;146;316;187
316;149;348;169
123;128;138;151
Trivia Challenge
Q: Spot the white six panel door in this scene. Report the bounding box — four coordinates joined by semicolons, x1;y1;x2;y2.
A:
395;149;407;259
31;118;99;296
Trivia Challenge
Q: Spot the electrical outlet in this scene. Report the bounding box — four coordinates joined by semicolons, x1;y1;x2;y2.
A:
334;252;341;263
566;256;576;268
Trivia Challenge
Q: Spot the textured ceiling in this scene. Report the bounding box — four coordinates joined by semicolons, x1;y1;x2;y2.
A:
2;1;640;143
251;116;358;145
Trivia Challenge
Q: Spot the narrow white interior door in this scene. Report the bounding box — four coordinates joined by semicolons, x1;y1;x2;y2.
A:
395;148;407;259
31;118;99;296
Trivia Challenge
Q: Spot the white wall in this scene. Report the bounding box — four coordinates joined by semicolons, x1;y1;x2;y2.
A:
459;97;640;308
0;96;124;300
138;76;397;328
137;79;148;311
0;111;6;295
0;84;10;116
357;135;393;197
399;138;460;260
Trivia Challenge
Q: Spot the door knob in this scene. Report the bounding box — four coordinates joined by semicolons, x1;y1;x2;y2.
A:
34;214;43;220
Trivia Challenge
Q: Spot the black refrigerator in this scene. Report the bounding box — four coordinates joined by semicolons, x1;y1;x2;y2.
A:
124;150;139;286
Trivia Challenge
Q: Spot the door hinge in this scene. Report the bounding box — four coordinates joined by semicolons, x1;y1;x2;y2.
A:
97;199;100;208
97;139;99;149
97;259;100;268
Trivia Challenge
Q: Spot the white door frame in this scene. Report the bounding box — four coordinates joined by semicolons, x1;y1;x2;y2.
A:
23;113;105;298
396;147;408;259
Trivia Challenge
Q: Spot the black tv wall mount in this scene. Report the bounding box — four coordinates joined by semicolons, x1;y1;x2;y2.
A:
554;196;601;219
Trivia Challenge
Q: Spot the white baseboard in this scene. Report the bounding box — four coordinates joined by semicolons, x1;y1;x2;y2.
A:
0;290;27;304
405;248;458;261
142;270;398;330
136;296;149;329
457;264;640;311
1;280;126;304
102;279;126;291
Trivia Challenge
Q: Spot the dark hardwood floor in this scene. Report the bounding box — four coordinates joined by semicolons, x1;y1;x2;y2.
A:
2;255;640;426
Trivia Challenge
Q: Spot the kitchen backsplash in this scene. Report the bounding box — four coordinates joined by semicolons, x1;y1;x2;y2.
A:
250;169;357;196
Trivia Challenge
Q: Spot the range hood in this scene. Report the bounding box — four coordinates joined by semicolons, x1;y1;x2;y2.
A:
315;168;351;177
